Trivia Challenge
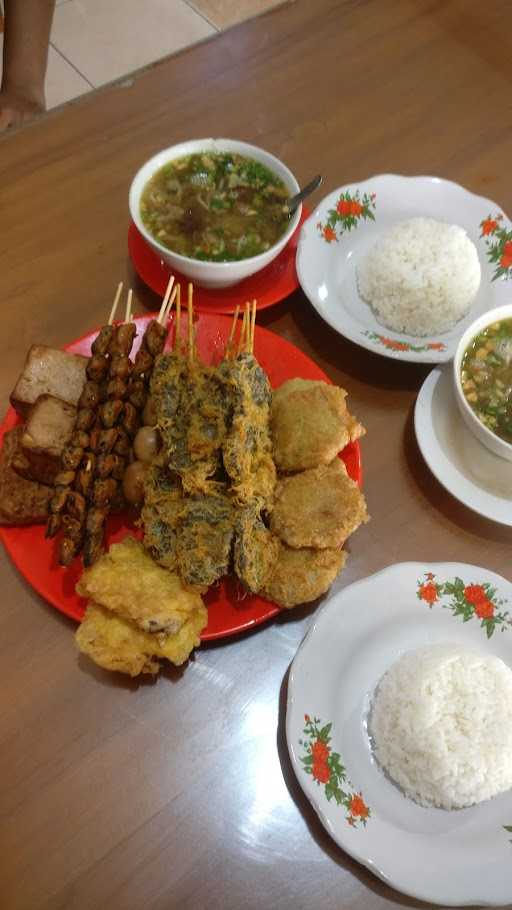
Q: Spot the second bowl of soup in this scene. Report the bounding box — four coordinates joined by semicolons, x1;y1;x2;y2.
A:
453;303;512;462
129;139;301;289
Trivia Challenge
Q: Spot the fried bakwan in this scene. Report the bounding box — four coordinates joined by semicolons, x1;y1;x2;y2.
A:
271;378;365;472
270;459;368;549
262;541;347;609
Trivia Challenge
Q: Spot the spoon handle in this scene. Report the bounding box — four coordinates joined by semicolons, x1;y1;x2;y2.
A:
287;174;323;213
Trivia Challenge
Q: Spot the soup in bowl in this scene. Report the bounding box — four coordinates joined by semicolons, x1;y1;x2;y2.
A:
453;303;512;462
129;139;301;289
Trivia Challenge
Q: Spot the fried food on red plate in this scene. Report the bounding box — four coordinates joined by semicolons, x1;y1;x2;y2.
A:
271;378;365;472
76;599;207;676
270;459;368;549
0;426;52;525
76;536;205;634
233;506;280;594
261;540;347;609
175;494;235;591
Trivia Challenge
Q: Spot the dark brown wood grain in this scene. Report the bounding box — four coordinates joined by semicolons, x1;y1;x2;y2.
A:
1;1;511;908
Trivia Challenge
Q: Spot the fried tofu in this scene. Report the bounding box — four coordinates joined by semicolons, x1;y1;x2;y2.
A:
271;378;365;472
12;394;76;485
76;536;205;635
261;540;347;609
10;345;87;418
76;600;207;676
270;459;368;549
0;426;52;525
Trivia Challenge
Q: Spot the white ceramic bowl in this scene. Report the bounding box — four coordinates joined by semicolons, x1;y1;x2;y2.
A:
129;138;301;289
453;303;512;462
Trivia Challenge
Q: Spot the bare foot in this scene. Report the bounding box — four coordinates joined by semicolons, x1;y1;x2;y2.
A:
0;88;45;131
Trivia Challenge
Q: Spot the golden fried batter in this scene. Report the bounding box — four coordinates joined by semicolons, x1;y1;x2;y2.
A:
271;378;365;472
221;354;276;507
75;599;207;676
233;507;279;593
176;494;234;590
76;536;204;634
261;540;346;609
270;459;368;549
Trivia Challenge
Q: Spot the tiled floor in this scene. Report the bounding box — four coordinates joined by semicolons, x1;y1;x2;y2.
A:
0;0;285;111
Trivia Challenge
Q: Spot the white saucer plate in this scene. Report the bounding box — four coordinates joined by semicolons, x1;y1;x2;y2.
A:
297;174;512;363
415;366;512;525
286;562;512;906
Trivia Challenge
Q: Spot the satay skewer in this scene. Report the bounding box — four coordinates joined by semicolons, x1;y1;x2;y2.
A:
249;299;257;354
162;284;177;325
187;283;195;364
108;282;124;325
125;289;133;324
157;275;175;324
237;304;249;356
225;305;240;360
175;284;182;353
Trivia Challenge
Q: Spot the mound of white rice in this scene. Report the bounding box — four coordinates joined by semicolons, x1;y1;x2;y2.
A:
357;217;481;336
370;644;512;810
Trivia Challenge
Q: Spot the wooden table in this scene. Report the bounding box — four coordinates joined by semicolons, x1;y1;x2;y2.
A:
1;1;511;907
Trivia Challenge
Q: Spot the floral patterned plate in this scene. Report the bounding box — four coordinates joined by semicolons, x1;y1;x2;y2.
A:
415;366;512;526
296;174;512;363
286;562;512;906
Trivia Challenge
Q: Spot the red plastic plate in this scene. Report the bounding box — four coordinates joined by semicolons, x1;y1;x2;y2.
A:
0;313;361;640
127;208;310;315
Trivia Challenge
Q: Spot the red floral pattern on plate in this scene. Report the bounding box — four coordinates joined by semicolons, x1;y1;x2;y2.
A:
363;331;446;354
417;572;512;638
317;190;376;243
299;715;370;828
480;212;512;281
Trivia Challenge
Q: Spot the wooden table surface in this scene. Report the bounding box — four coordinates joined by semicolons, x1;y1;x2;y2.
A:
1;1;511;908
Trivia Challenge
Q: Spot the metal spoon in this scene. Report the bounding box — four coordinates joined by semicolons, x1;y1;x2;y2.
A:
285;174;323;214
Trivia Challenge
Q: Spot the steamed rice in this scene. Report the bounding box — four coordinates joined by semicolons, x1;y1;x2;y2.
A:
369;644;512;810
357;217;481;336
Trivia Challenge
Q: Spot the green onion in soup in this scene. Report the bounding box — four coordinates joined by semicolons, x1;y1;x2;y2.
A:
140;152;291;262
461;318;512;443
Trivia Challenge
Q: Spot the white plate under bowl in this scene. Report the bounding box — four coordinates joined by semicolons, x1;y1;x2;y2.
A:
286;562;512;906
415;365;512;525
297;174;512;363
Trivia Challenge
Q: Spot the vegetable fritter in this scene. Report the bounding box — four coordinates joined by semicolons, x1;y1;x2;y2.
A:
176;494;234;590
233;506;279;593
271;378;365;472
220;353;276;506
142;461;183;570
261;541;347;609
152;354;228;494
270;459;368;549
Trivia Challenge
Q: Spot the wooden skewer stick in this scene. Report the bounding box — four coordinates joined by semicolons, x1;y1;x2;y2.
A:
187;283;194;364
244;301;250;353
163;284;177;324
175;284;182;353
157;275;175;324
125;289;133;324
108;281;124;325
237;304;249;356
249;299;257;354
225;305;240;359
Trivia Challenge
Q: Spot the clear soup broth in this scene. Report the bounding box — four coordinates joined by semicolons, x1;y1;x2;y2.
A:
461;317;512;443
140;152;291;262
